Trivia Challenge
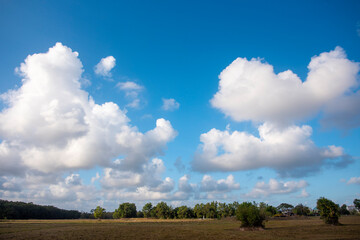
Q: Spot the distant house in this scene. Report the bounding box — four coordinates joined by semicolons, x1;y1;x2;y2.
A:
312;207;320;216
347;205;357;212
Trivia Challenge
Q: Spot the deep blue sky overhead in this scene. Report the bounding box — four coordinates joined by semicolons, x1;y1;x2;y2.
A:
0;0;359;211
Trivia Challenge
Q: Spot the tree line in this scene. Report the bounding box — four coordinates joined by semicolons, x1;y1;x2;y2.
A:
93;198;360;221
1;198;359;222
0;199;81;219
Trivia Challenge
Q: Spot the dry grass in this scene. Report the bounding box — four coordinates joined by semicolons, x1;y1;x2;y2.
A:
0;216;359;239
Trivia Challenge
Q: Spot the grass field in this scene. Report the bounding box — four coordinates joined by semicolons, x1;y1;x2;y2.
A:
0;216;359;240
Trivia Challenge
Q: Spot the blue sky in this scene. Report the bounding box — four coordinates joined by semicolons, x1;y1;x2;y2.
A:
0;0;359;211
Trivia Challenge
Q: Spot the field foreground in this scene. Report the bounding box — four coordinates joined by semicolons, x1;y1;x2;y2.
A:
1;216;360;240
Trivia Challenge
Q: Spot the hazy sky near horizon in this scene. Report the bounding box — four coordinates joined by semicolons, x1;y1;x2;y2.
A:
0;0;360;211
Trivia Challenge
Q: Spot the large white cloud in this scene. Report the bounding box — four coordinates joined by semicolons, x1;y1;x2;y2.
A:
193;123;348;177
0;43;176;175
194;47;357;176
245;178;308;198
211;47;360;127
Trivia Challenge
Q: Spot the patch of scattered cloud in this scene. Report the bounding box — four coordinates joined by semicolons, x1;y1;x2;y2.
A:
116;81;144;108
245;179;308;198
162;98;180;111
94;56;116;77
347;177;360;185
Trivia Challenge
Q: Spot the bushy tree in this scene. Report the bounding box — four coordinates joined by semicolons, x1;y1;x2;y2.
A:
354;199;360;211
204;201;218;218
142;203;154;218
155;202;171;219
194;203;205;218
93;206;106;219
277;203;294;213
294;204;310;216
317;197;340;225
177;206;193;219
113;202;137;218
340;204;350;215
236;202;265;228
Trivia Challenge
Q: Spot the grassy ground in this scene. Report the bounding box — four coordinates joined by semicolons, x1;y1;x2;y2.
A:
0;216;359;239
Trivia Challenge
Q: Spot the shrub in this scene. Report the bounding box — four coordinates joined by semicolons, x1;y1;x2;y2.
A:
316;197;340;225
236;202;265;228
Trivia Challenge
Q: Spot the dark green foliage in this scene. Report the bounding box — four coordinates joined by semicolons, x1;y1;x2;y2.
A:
0;199;81;219
236;202;265;228
340;204;350;215
155;202;171;219
354;199;360;211
277;203;294;213
113;202;137;218
316;197;340;225
177;206;194;219
142;202;154;218
294;204;311;216
204;201;218;218
194;203;205;218
136;211;144;218
258;202;277;217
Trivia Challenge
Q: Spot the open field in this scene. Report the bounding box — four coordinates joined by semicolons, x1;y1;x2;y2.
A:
0;216;359;240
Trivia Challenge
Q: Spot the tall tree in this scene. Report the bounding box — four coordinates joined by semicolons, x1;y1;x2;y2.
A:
142;203;153;218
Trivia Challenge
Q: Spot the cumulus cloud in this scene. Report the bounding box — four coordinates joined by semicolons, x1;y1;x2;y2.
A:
245;179;308;198
116;81;144;108
193;123;348;177
0;43;176;175
194;47;357;176
347;177;360;185
211;47;359;127
94;56;116;77
162;98;180;111
200;175;240;193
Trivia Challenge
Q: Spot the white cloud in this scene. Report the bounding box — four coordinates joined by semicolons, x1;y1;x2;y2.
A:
162;98;180;111
347;177;360;185
94;56;116;77
200;175;240;193
117;81;143;91
211;47;359;127
0;43;176;175
299;189;310;198
245;179;308;198
116;81;144;109
193;123;348;177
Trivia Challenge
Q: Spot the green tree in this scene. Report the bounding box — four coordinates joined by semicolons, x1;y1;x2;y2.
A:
113;202;137;218
339;204;350;215
177;206;193;219
217;203;230;219
93;206;106;219
142;203;153;218
354;199;360;211
317;197;340;225
155;202;171;219
236;202;265;228
194;203;205;218
204;201;218;218
277;203;294;213
265;205;277;217
293;204;310;216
